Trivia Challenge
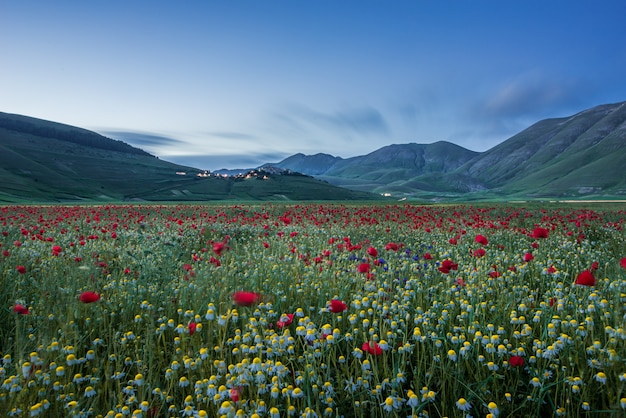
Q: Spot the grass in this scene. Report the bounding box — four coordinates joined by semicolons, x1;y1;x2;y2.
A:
1;203;625;417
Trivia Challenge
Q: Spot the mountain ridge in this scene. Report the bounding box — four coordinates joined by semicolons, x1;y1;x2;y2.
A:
267;101;626;199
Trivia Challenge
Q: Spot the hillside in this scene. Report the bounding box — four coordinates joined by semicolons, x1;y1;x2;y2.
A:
270;102;626;200
0;112;380;203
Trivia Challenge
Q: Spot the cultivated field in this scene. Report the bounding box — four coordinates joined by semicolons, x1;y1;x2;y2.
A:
1;203;625;417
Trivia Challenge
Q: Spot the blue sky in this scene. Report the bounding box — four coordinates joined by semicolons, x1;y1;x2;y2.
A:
2;1;626;170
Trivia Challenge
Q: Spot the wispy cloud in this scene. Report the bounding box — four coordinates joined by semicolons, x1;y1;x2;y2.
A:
101;130;185;148
165;152;290;171
272;104;390;140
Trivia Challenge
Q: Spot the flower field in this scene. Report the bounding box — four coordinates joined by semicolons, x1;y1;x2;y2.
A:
1;203;625;418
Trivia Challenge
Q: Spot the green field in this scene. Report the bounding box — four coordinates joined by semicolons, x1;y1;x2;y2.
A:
1;203;625;417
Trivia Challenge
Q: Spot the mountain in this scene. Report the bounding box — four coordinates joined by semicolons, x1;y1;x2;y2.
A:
269;102;626;200
0;112;380;202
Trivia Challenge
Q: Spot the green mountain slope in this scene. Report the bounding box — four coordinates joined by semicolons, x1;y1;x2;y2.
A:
0;112;380;203
272;102;626;199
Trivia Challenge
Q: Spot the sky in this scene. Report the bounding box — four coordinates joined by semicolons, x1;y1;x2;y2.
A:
2;1;626;170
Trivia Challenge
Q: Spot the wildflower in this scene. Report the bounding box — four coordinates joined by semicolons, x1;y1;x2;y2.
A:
487;401;499;416
595;372;607;384
447;350;457;362
530;377;541;388
531;227;549;239
232;291;260;306
575;270;596;287
366;247;378;257
188;322;197;335
79;291;100;303
329;299;347;313
84;386;97;397
620;257;626;269
524;252;534;262
13;304;29;314
357;263;370;273
361;341;383;355
473;248;486;257
456;397;471;412
16;265;27;274
509;355;524;367
276;313;294;329
475;234;488;245
438;259;458;274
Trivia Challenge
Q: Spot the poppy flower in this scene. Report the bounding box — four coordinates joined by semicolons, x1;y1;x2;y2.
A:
523;252;534;262
232;291;261;306
509;355;524;367
213;242;226;256
276;313;294;329
621;257;626;269
362;341;383;355
79;291;100;303
13;304;29;314
449;238;458;245
423;253;432;260
530;227;549;239
385;242;399;252
229;387;241;402
475;234;488;245
188;322;197;335
329;299;347;313
16;265;27;274
438;259;458;274
357;263;371;273
591;261;599;270
473;248;485;258
575;270;595;287
366;247;378;257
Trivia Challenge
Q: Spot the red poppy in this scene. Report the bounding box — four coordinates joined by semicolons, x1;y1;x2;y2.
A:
188;322;197;335
276;313;294;329
473;248;486;258
362;341;383;355
423;253;432;260
232;291;261;306
523;252;534;262
546;265;557;274
263;242;270;248
591;261;599;271
530;227;549;239
385;242;399;252
366;247;378;257
489;270;501;278
449;238;458;245
13;304;29;314
575;270;595;287
621;257;626;269
229;387;241;402
455;278;466;287
475;234;488;245
213;242;226;256
357;263;371;273
438;259;458;274
16;265;26;274
509;355;524;367
79;291;100;303
52;245;62;256
329;299;347;313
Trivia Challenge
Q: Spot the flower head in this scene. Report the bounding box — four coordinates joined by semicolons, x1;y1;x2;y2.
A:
329;299;347;313
475;234;488;245
530;227;549;239
13;304;30;314
79;291;100;303
509;355;524;367
575;270;596;287
361;341;383;355
232;291;261;306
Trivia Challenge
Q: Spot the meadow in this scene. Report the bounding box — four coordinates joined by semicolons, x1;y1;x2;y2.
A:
1;203;625;417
